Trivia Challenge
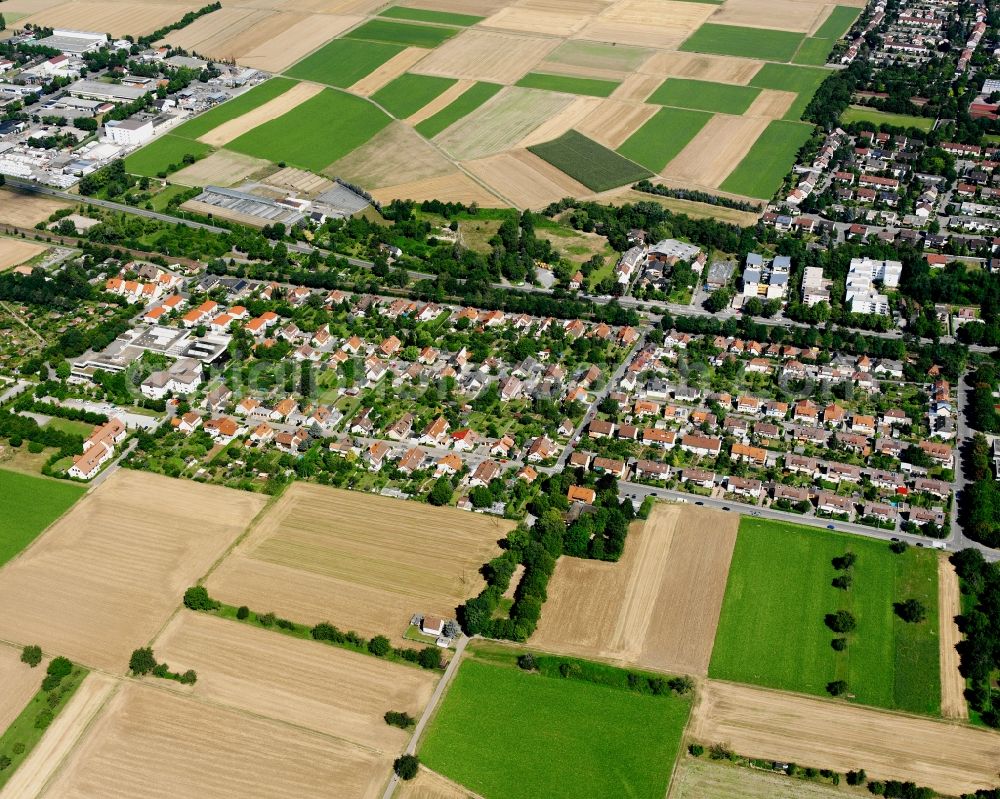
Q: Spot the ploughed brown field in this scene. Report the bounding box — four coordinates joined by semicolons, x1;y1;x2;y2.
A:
531;504;738;676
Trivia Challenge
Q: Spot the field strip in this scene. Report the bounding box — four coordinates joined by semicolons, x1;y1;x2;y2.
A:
197;82;325;146
691;680;1000;796
744;89;798;119
350;47;431;96
609;73;661;103
938;556;967;720
608;506;678;660
661;114;769;187
0;673;118;799
407;79;475;125
516;96;603;148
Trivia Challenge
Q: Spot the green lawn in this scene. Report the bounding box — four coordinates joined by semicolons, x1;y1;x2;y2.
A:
378;6;483;25
150;183;194;212
719;119;812;199
648;77;761;114
616;106;712;172
169;77;298;140
225;89;391;172
415;81;502;138
840;106;935;132
345;19;457;48
749;63;831;120
528;130;652;192
708;518;941;715
792;37;836;66
371;73;457;118
680;23;805;62
124;134;213;177
813;5;861;39
43;417;95;437
0;470;85;568
285;39;404;88
421;656;691;799
515;73;620;98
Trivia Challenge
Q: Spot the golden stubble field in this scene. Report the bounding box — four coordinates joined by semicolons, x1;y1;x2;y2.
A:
690;681;1000;796
0;238;47;271
668;755;848;799
938;555;967;720
207;482;512;644
531;504;739;676
0;188;69;227
0;470;266;673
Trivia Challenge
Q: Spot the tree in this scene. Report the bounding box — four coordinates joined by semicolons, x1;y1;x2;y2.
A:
129;647;157;675
846;769;866;786
182;585;218;611
418;647;441;670
393;754;419;780
427;476;453;506
832;551;857;570
832;573;853;590
826;610;857;633
236;605;249;620
831;637;847;651
516;653;537;670
894;598;927;623
368;635;391;657
889;540;908;554
384;711;415;729
827;679;848;696
20;644;42;667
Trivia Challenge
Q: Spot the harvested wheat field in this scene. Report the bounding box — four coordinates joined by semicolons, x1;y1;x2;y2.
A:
154;6;272;51
264;166;334;195
237;13;364;72
0;238;46;271
0;470;265;673
396;767;477;799
0;672;117;799
744;89;797;119
170;150;270;187
350;48;431;96
516;96;603;148
19;0;201;36
463;149;588;208
153;612;436;750
609;73;662;103
197;81;324;146
638;52;763;85
0;188;69;226
371;173;503;206
395;0;508;13
576;0;714;48
938;555;967;720
192;10;309;64
207;483;510;645
690;681;1000;796
481;5;590;36
709;0;829;32
532;504;738;675
575;99;657;148
668;755;847;799
328;121;457;188
0;645;43;732
40;683;391;799
661;114;769;188
434;87;571;160
413;30;557;83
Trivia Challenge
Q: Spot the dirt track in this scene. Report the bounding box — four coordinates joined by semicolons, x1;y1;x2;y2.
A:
690;680;1000;796
938;555;968;720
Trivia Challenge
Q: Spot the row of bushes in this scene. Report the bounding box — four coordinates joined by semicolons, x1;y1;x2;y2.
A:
15;399;107;426
517;652;693;698
128;647;197;684
183;587;443;670
950;548;1000;726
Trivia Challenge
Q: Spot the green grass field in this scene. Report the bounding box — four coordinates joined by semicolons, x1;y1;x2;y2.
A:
813;5;861;39
528;130;652;192
44;417;95;437
841;106;935;131
515;73;620;97
616;106;712;172
225;89;390;172
124;135;213;177
170;78;297;140
792;37;836;66
285;39;404;88
719;119;812;198
749;63;830;120
421;656;690;799
415;82;502;138
0;470;85;567
378;6;483;25
680;23;804;61
371;73;457;118
648;77;761;114
709;518;941;715
345;18;457;48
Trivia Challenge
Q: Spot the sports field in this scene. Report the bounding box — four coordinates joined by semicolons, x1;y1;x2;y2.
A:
372;73;457;118
649;78;760;114
719;119;812;198
708;518;941;714
528;130;651;192
123;134;212;178
841;106;936;131
421;654;690;799
515;73;620;98
0;470;84;568
680;23;804;61
226;89;391;172
616;107;712;172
